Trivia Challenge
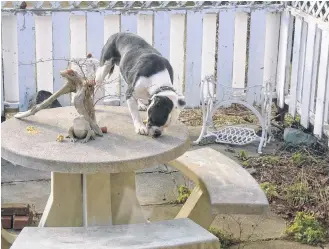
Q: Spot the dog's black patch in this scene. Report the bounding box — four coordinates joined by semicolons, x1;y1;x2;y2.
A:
100;33;174;100
147;96;174;127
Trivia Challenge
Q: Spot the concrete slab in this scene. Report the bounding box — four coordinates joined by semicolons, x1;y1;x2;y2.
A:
11;219;220;249
142;204;182;222
1;159;50;183
1;170;190;214
211;212;287;241
1;180;50;213
137;172;193;205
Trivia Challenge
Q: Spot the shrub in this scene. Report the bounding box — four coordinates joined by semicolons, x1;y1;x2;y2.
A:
260;182;278;201
285;212;327;246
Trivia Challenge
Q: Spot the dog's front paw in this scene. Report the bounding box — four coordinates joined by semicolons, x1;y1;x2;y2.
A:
138;103;148;111
135;123;149;136
80;138;90;143
138;100;148;111
70;138;77;143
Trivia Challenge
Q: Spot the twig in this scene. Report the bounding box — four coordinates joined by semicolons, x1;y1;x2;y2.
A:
93;94;120;106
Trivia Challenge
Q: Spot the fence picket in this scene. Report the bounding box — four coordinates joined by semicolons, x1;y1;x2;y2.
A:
217;10;235;103
52;12;71;106
263;12;281;94
70;12;87;58
314;31;329;137
121;13;138;105
276;11;291;108
70;12;87;105
17;12;36;111
170;12;186;95
310;28;321;113
103;12;121;106
137;13;153;45
1;59;4;117
323;32;329;125
154;11;170;60
300;21;316;128
35;15;53;94
324;73;329;124
87;11;104;105
297;21;308;105
232;12;248;91
247;10;267;105
289;16;303;117
184;10;203;108
201;13;217;100
285;15;294;96
2;15;19;105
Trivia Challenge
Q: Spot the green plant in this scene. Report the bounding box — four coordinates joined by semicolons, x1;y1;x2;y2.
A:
284;182;312;206
291;152;306;166
284;113;301;127
242;160;250;167
260;182;279;201
208;227;239;249
261;155;280;165
174;185;191;204
285;212;327;246
238;150;248;161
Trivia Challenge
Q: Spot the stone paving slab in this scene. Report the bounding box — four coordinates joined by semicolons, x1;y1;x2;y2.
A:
1;180;50;213
1;159;50;183
1;169;190;213
211;213;286;241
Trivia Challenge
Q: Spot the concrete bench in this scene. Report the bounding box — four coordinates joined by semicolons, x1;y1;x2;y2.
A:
10;218;220;249
168;147;269;229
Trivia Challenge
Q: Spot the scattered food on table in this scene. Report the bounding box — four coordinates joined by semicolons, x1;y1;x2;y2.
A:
56;135;65;142
26;126;39;134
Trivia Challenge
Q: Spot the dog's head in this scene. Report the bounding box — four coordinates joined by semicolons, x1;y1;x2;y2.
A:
146;91;186;138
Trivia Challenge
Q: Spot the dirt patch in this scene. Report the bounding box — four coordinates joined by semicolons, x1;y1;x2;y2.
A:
178;104;259;127
242;145;329;228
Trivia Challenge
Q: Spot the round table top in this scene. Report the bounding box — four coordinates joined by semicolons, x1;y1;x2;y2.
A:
1;106;190;173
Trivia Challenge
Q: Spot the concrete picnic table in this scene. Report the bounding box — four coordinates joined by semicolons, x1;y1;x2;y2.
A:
1;106;190;227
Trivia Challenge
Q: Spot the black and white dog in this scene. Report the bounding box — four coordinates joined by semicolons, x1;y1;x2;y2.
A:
95;32;186;138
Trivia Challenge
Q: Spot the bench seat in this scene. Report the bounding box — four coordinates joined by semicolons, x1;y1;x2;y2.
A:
10;218;220;249
168;147;269;228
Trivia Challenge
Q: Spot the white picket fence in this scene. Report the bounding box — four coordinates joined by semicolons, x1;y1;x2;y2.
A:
1;1;329;140
281;2;329;139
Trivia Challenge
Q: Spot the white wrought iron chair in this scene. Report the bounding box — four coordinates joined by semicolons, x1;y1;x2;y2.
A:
193;76;274;154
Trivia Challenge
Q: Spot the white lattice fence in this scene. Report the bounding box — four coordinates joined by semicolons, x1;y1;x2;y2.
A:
1;1;284;112
288;1;329;22
281;2;329;140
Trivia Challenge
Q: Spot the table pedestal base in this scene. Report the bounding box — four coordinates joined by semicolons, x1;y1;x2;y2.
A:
39;172;145;227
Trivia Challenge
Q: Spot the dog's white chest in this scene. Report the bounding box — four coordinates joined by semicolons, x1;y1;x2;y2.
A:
133;76;151;100
132;70;172;101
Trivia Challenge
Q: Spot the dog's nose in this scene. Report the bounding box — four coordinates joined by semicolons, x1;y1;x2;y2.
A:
153;129;162;138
